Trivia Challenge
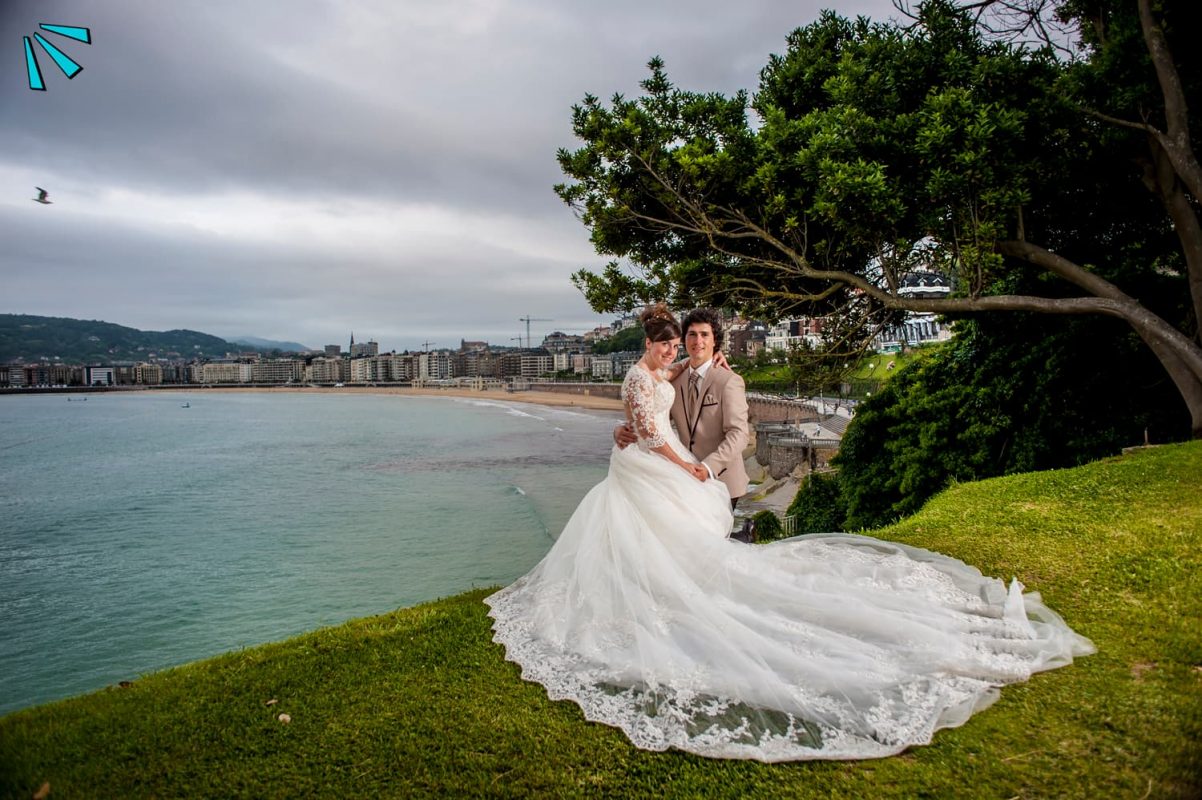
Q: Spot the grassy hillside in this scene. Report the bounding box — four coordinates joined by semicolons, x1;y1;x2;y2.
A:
2;443;1200;798
0;314;238;363
740;345;935;394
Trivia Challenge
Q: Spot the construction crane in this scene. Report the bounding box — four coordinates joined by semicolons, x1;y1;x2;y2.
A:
420;340;435;353
518;316;552;349
510;337;524;350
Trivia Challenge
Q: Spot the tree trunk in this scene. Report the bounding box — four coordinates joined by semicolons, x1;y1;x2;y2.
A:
1135;330;1202;439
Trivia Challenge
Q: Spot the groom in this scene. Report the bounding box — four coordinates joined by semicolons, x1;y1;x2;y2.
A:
615;308;750;507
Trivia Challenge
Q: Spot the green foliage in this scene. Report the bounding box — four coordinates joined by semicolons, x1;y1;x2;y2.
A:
750;509;784;542
555;0;1201;441
786;471;847;533
2;443;1201;797
557;2;1072;319
0;314;239;363
589;325;645;355
835;315;1190;529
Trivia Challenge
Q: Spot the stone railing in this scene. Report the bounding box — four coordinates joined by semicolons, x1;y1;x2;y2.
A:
755;422;841;479
747;394;820;424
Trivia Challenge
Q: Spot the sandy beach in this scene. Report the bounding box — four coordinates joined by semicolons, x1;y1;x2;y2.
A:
179;384;627;412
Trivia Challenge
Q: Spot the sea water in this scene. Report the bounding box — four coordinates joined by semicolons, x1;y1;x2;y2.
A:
0;391;621;715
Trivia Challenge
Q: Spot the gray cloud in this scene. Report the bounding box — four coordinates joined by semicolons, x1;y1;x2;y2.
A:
1;0;900;351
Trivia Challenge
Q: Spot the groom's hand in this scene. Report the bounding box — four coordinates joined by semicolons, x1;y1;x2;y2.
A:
712;351;732;371
614;423;638;449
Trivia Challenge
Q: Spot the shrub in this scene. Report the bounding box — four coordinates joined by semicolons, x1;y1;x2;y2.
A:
751;510;785;543
786;471;846;533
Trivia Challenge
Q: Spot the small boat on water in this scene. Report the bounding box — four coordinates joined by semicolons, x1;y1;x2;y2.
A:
181;402;191;408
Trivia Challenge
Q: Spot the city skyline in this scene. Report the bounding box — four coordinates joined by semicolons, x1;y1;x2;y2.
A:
0;0;901;353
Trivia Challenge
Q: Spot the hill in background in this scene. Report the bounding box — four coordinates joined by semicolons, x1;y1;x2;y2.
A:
229;335;314;353
0;314;293;364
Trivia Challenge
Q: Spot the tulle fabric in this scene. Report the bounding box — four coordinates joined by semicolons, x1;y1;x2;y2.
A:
485;367;1094;761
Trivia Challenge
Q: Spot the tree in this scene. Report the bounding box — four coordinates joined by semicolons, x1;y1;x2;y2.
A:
786;471;847;532
556;0;1202;437
590;325;645;354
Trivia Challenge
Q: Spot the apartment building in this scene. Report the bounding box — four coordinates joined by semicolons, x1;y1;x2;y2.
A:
766;318;824;351
201;362;252;384
419;351;453;380
307;357;345;384
252;359;304;384
134;362;164;385
85;366;115;386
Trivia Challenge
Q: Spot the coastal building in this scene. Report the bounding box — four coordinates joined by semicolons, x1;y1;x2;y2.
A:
324;345;342;357
611;313;640;333
589;351;640;380
345;354;405;383
572;353;594;375
419;351;453;380
349;357;372;383
200;362;252;384
388;354;417;382
541;331;586;353
252;359;303;384
897;270;952;299
134;363;163;385
160;364;191;384
766;318;823;351
874;312;951;352
591;358;613;379
497;351;554;379
729;321;769;359
3;363;85;387
114;365;139;385
583;325;613;344
454;349;497;378
84;366;115;386
308;357;346;384
868;271;955;351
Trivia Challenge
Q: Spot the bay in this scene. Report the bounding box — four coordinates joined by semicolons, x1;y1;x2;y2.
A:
0;391;621;715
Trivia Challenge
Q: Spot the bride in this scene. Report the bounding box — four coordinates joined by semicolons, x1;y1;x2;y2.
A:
486;305;1094;762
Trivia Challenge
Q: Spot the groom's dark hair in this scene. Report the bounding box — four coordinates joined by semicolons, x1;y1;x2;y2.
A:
681;308;724;349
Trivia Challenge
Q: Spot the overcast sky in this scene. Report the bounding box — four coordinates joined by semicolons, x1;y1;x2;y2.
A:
1;0;899;352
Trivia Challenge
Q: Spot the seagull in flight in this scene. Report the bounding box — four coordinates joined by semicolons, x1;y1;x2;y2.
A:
32;187;52;204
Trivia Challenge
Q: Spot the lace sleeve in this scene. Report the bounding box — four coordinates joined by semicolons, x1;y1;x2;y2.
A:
621;367;666;448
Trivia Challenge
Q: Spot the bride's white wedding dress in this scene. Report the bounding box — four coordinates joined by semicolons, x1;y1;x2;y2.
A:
486;364;1094;761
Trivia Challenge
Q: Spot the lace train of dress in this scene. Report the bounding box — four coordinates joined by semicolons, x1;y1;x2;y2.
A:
485;365;1094;761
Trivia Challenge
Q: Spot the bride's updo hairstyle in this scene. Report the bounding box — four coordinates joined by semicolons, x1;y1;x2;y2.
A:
640;302;681;343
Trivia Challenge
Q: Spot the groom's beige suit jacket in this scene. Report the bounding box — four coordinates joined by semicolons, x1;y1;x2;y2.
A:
669;365;750;500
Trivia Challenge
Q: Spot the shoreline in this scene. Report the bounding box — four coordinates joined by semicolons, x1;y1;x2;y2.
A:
200;385;628;412
10;384;628;413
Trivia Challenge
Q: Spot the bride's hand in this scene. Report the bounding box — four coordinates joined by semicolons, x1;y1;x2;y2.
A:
712;350;731;371
686;463;708;481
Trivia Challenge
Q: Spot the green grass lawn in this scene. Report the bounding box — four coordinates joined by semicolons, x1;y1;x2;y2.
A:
740;344;935;391
2;443;1200;798
848;346;933;381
